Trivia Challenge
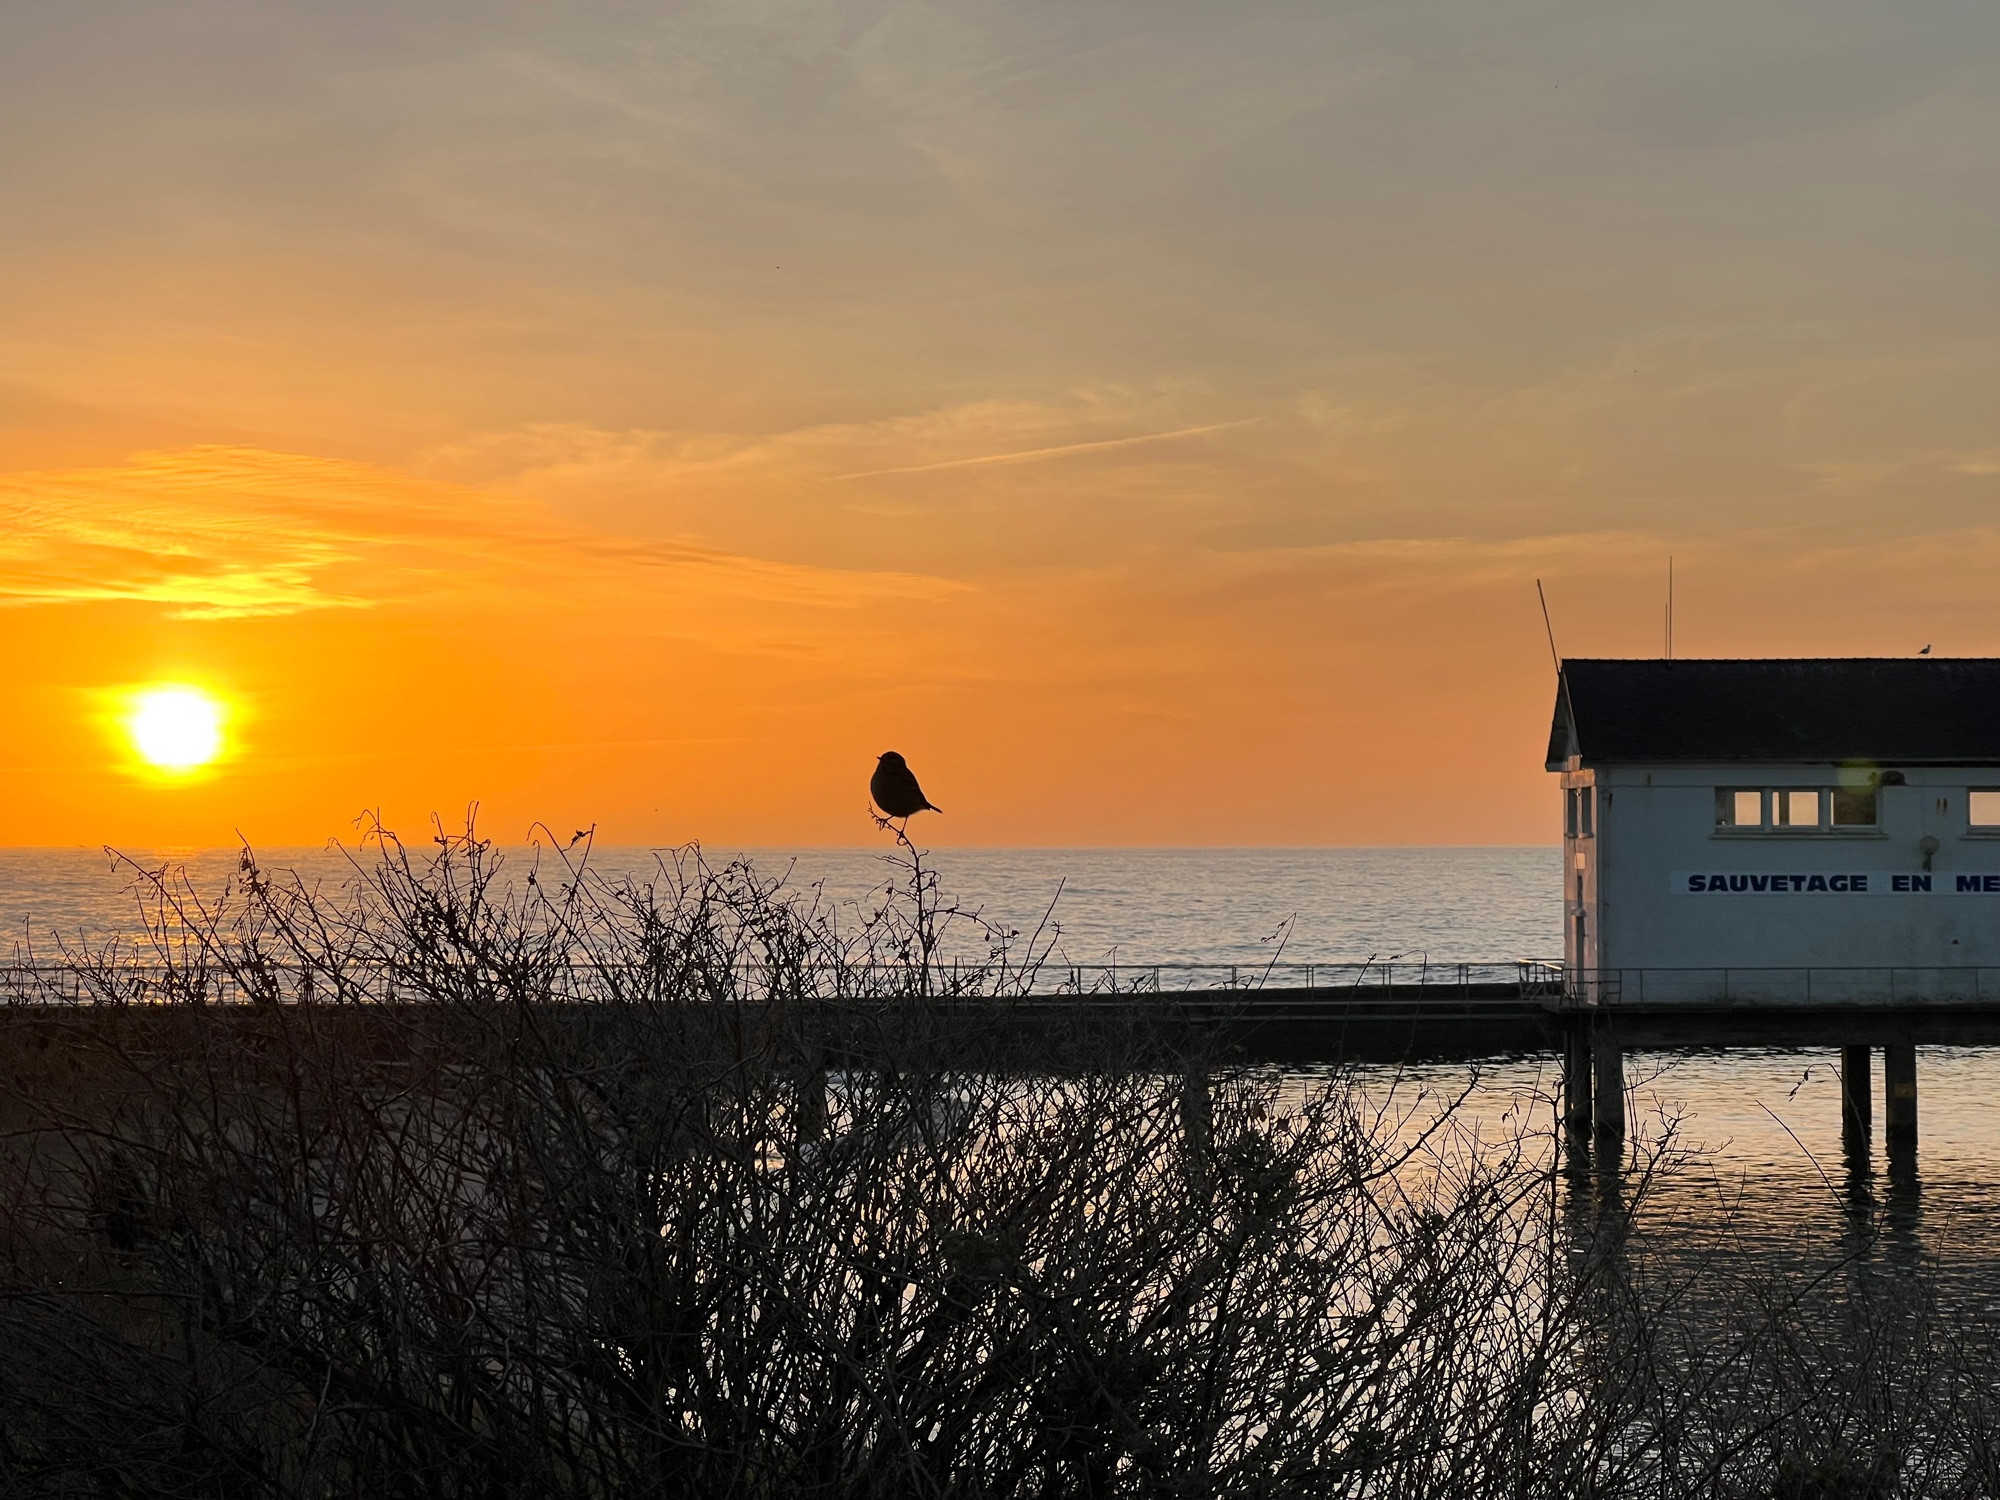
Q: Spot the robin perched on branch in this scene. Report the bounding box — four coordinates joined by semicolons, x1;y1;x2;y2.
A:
871;751;941;820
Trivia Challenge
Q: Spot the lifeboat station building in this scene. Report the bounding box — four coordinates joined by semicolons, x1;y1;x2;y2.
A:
1548;658;2000;1004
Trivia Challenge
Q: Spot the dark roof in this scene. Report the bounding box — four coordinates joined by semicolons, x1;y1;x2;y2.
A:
1546;659;2000;769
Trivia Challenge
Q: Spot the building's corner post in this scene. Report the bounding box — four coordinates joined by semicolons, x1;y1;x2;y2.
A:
1884;1043;1918;1150
1840;1044;1873;1152
1592;1031;1624;1140
1562;1019;1593;1137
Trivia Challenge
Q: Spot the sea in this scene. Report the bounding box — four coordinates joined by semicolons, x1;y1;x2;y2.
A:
4;842;1998;1301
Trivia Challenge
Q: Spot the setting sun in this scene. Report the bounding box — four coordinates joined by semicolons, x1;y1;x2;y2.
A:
125;685;227;773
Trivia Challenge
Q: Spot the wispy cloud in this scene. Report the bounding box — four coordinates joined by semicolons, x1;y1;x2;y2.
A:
831;417;1268;480
0;446;962;619
1797;448;2000;490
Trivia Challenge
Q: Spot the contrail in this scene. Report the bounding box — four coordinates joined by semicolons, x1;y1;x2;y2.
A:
835;417;1266;481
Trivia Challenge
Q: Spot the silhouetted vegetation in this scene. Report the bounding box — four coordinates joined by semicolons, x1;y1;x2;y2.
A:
0;827;1995;1496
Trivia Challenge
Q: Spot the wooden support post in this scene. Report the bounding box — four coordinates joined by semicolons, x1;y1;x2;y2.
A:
1563;1023;1593;1134
1883;1044;1918;1148
1592;1037;1624;1138
794;1053;829;1145
1840;1045;1872;1146
1180;1069;1214;1177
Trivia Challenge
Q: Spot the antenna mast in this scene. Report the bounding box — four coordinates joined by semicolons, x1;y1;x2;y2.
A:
1538;579;1582;761
1665;555;1674;660
1537;579;1561;673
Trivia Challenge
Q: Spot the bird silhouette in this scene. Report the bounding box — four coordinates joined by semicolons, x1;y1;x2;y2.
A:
1920;644;1933;655
871;751;941;819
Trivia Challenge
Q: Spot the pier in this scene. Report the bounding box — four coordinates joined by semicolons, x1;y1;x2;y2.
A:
972;961;2000;1157
7;957;1995;1156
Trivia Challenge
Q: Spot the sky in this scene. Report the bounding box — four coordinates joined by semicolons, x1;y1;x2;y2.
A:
2;0;1998;848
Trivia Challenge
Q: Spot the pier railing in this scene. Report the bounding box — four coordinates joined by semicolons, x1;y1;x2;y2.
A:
30;959;1996;1009
1560;966;2000;1007
0;958;1563;1008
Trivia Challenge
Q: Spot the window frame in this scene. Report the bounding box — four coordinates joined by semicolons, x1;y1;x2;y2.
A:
1714;783;1880;836
1831;784;1881;829
1774;788;1823;829
1565;785;1595;840
1716;787;1767;831
1969;788;2000;834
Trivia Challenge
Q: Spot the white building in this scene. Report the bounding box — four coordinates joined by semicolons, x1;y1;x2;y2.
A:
1548;658;2000;1001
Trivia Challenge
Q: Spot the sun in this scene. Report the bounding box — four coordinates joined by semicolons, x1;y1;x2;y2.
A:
125;685;228;773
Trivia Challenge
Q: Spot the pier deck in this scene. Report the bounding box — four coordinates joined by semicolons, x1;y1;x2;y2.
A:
991;983;2000;1060
8;960;1996;1147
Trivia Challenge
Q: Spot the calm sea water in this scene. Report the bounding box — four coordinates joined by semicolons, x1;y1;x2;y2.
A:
0;844;1563;967
3;842;1997;1291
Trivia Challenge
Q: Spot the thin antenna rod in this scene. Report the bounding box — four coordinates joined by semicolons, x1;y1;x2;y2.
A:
1538;579;1583;761
1667;555;1675;660
1536;580;1584;764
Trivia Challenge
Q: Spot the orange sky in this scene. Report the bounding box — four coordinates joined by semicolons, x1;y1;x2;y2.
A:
3;2;1998;847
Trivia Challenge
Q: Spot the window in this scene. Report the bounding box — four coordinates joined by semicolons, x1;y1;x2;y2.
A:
1832;786;1878;826
1718;789;1765;828
1716;785;1878;833
1776;789;1821;828
1565;786;1594;839
1971;790;2000;829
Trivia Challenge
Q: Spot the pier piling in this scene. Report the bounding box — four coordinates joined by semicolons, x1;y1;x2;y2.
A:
1563;1024;1593;1134
1592;1038;1624;1138
1884;1043;1918;1148
794;1061;829;1144
1180;1069;1214;1178
1840;1045;1872;1150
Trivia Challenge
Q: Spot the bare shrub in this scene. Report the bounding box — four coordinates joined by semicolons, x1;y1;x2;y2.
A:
0;825;1991;1496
